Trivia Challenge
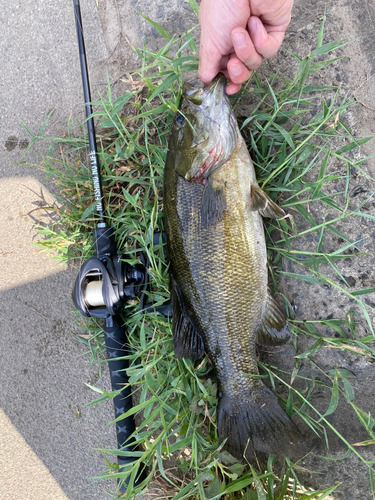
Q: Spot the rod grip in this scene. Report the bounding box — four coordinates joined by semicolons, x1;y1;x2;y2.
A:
103;316;137;466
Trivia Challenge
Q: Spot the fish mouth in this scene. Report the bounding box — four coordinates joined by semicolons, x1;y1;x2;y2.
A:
206;73;226;95
184;73;226;106
205;74;229;120
190;74;235;181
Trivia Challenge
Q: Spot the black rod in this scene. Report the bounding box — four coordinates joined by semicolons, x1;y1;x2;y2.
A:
72;2;144;493
73;0;105;225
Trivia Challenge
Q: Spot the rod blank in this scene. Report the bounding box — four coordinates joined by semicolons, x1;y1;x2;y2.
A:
73;0;105;225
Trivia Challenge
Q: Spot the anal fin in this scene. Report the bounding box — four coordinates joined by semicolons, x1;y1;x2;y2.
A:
251;184;285;219
255;293;291;347
171;276;205;360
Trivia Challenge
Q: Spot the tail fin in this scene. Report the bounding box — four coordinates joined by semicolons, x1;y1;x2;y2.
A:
217;384;305;460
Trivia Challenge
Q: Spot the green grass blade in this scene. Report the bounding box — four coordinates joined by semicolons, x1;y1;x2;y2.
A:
187;0;199;16
136;12;172;40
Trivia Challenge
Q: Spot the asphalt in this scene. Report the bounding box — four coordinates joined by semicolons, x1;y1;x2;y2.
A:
0;1;118;498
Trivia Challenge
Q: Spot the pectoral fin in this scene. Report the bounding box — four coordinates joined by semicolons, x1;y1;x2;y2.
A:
201;178;227;229
255;293;291;346
251;185;285;219
171;276;205;360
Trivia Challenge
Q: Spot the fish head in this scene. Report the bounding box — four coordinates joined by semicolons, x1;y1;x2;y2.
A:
171;74;238;181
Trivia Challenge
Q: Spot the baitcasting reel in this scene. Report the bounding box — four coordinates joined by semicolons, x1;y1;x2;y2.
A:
72;226;171;321
72;226;146;319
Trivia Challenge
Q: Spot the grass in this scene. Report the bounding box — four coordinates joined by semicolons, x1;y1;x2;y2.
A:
26;8;375;500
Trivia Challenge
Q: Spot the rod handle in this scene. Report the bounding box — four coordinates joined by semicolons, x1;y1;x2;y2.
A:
104;317;137;462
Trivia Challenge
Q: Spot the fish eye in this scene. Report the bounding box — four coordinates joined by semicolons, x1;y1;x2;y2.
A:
175;114;186;127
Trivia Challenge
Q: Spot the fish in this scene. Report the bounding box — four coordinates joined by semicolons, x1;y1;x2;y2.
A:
163;74;305;460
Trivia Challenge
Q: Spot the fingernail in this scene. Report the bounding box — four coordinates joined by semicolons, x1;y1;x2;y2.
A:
232;32;246;48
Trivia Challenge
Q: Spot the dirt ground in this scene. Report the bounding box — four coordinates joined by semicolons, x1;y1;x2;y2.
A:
95;0;375;498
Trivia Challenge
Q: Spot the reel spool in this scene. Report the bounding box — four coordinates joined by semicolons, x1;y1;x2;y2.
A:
72;226;146;319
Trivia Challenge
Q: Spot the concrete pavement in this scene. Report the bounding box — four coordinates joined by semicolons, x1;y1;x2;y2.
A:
0;1;119;498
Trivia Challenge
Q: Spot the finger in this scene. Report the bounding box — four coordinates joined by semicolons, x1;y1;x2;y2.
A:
223;55;243;94
231;27;263;70
227;57;253;85
198;39;223;85
225;81;242;95
248;16;286;59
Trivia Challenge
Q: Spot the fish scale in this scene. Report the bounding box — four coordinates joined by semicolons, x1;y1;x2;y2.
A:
172;138;264;390
184;139;267;368
164;74;305;460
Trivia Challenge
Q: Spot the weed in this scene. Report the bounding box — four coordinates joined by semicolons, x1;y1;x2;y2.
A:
28;10;375;500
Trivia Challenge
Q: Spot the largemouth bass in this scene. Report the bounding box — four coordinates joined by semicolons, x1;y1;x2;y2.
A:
164;74;304;459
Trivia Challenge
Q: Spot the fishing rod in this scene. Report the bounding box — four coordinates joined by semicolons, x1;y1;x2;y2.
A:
72;0;147;493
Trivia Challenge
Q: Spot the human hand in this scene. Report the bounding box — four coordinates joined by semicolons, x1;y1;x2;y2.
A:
198;0;294;94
